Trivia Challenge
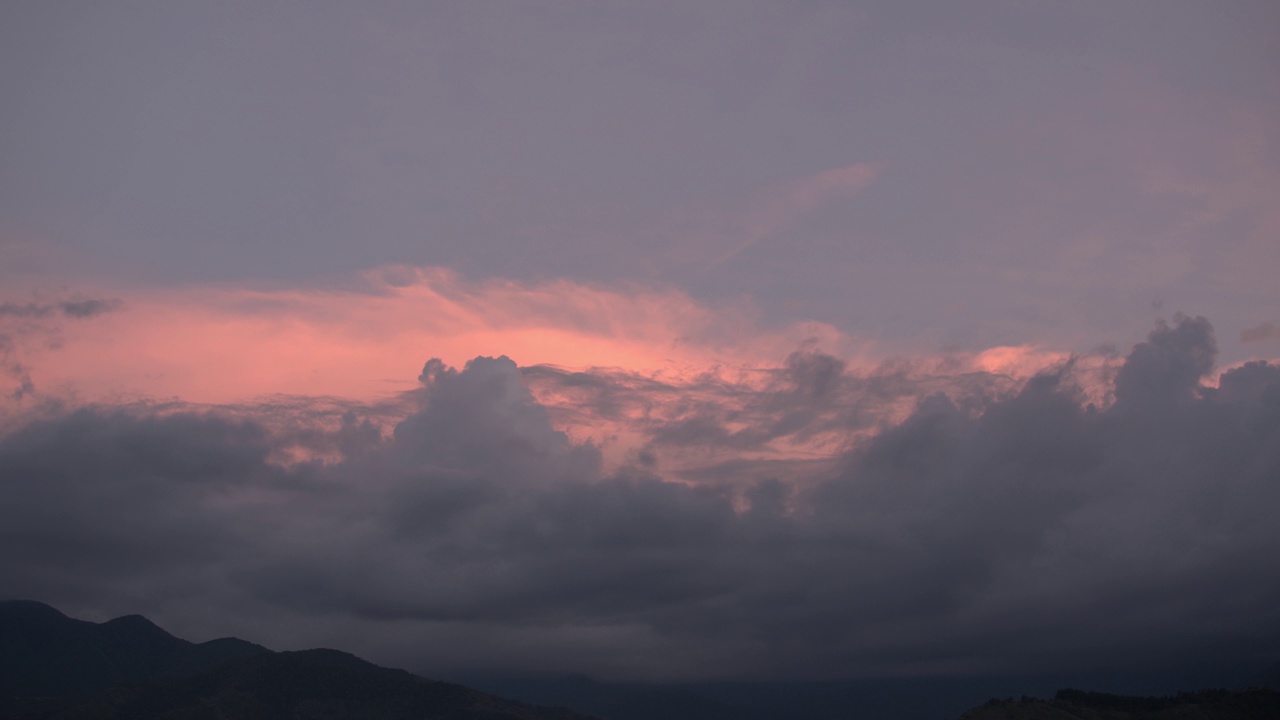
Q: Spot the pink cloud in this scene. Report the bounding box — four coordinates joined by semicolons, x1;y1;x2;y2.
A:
4;267;872;407
2;266;1112;474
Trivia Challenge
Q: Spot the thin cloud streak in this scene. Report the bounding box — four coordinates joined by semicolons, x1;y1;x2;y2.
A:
710;163;882;268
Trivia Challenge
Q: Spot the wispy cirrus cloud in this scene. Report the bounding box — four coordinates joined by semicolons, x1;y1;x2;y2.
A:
710;163;882;268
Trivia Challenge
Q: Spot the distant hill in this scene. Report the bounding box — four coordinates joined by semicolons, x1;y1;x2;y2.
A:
36;649;594;720
471;670;1280;720
471;676;763;720
958;687;1280;720
0;601;591;720
0;600;267;699
5;600;1278;719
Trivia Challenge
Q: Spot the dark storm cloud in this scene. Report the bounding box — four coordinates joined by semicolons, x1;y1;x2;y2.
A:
0;408;272;598
1;317;1279;680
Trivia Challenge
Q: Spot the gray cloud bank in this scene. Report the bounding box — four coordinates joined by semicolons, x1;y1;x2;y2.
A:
1;316;1278;681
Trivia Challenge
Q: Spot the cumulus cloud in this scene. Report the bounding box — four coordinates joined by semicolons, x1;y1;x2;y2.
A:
1;316;1278;681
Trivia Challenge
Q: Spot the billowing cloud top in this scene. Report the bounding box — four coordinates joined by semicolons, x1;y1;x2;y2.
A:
2;313;1277;681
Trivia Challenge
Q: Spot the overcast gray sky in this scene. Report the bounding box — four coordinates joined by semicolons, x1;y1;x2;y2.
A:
2;0;1279;683
4;0;1278;356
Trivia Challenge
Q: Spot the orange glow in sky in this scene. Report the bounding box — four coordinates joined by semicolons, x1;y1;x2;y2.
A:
2;266;1127;475
5;267;863;405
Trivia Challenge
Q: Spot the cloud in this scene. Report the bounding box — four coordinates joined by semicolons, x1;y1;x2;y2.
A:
522;341;1099;483
0;268;875;408
2;316;1278;681
1112;313;1216;408
1242;321;1279;344
4;265;1091;430
0;298;121;319
0;295;121;401
711;163;882;267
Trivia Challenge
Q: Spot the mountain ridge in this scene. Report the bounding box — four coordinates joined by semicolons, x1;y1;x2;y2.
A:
5;600;1278;719
958;687;1280;719
0;600;593;720
0;599;269;700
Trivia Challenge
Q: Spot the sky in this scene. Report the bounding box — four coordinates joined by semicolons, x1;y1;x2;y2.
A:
2;0;1279;683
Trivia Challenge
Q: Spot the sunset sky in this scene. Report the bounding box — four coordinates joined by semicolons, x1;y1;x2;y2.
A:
2;1;1279;683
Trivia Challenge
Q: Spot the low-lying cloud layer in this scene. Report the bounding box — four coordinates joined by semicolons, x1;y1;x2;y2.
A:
2;315;1278;681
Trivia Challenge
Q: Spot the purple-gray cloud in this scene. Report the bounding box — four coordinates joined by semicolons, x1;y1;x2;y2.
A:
1;317;1278;681
0;295;121;399
1242;322;1280;344
0;298;120;319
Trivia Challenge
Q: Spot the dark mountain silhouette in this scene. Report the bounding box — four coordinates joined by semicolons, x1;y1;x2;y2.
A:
5;600;1278;719
470;676;761;720
471;667;1280;720
0;600;267;699
0;601;590;720
39;649;594;720
959;687;1280;719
